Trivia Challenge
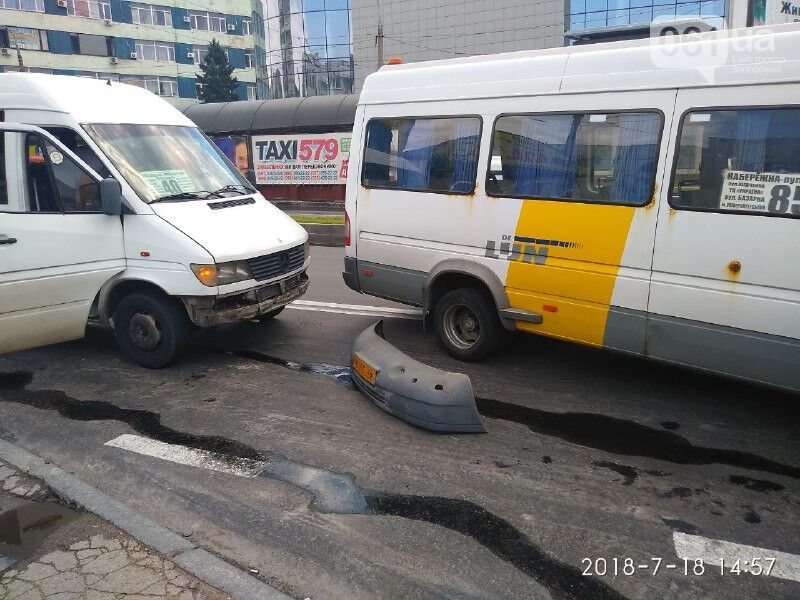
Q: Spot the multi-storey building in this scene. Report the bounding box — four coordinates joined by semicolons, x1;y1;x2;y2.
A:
0;0;266;108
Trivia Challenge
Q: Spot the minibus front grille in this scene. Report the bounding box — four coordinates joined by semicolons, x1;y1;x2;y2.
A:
247;244;305;281
207;198;256;210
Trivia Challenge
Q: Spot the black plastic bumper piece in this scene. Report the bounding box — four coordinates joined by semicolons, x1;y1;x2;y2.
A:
351;321;485;433
342;256;361;293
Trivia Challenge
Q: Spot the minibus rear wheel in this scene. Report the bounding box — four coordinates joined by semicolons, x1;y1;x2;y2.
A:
113;291;189;369
434;288;503;361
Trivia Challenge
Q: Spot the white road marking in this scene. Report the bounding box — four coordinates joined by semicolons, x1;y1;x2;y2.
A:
673;531;800;582
288;299;422;320
105;434;262;478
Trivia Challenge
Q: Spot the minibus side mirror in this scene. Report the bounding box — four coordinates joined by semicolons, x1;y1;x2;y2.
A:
99;178;123;216
245;169;257;187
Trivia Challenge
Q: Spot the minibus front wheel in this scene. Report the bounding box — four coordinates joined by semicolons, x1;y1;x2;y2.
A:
434;288;503;362
112;291;190;369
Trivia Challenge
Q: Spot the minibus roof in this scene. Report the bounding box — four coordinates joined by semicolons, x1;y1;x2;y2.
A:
0;73;194;127
360;24;800;104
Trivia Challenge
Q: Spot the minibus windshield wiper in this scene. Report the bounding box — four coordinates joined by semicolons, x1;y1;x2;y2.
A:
150;191;222;203
210;184;254;196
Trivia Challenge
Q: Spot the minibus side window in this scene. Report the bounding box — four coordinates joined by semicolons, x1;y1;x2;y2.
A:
361;116;482;194
23;134;100;213
487;112;662;206
670;107;800;218
0;134;7;206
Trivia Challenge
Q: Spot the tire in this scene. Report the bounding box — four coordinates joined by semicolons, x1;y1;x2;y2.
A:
112;291;189;369
434;287;504;362
255;306;285;322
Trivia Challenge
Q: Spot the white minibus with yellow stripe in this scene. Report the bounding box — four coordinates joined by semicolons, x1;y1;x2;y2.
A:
342;24;800;391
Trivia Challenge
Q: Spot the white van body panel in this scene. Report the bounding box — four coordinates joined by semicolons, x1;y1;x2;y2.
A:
150;194;306;264
345;24;800;391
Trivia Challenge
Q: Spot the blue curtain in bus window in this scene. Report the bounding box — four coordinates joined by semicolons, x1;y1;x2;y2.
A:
611;113;661;205
449;119;480;193
514;115;580;198
732;110;770;172
397;119;436;190
766;109;800;173
364;120;393;185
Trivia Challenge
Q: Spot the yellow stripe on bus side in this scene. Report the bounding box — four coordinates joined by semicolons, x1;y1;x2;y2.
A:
505;200;637;347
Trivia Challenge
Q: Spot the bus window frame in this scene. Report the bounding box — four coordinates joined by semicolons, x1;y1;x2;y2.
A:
359;114;484;196
485;108;666;208
668;104;800;220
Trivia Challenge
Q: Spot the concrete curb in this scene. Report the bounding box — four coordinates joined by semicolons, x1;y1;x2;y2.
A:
0;438;292;600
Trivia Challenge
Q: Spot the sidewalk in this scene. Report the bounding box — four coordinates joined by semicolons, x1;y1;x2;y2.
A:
0;460;228;600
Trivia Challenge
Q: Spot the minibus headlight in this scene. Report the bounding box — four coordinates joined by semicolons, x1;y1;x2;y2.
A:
216;261;253;285
190;262;252;287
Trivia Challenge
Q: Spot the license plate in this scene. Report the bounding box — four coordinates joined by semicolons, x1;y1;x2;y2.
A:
352;354;378;385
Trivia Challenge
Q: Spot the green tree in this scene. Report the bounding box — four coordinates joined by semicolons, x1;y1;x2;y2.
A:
196;39;238;103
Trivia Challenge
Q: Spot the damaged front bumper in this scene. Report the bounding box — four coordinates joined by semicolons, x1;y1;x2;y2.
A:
183;271;308;327
351;321;485;433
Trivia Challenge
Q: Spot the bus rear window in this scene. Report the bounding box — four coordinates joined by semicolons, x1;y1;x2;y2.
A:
487;112;662;206
670;107;800;218
361;117;481;194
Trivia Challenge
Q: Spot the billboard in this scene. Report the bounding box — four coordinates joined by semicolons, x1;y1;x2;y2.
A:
213;135;250;177
251;133;351;185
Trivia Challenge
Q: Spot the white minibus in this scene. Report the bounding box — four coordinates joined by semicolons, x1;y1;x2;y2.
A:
344;25;800;391
0;74;309;368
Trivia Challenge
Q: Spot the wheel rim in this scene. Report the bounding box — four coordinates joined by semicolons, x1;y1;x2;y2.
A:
442;303;481;350
128;313;162;351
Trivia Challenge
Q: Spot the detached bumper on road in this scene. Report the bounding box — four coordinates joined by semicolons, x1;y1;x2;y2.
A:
351;321;485;433
183;272;309;327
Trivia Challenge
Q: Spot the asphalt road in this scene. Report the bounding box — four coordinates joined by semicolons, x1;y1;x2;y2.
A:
1;245;799;600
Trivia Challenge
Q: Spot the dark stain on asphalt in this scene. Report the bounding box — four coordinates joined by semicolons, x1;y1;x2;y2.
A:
593;461;638;486
474;396;800;480
659;487;696;499
729;475;785;493
743;508;761;524
199;346;353;387
661;518;701;535
0;371;263;461
0;371;627;600
367;493;627;600
541;456;553;464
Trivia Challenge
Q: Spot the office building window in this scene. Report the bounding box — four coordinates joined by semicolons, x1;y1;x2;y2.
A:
0;0;45;12
66;0;111;20
242;17;252;35
568;0;727;31
71;33;113;56
246;83;257;100
123;75;178;97
2;27;49;51
135;40;175;62
264;0;353;97
72;70;119;82
244;50;254;68
189;10;226;32
191;45;208;63
130;3;172;26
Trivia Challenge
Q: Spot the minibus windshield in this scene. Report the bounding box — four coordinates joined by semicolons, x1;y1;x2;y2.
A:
83;124;252;203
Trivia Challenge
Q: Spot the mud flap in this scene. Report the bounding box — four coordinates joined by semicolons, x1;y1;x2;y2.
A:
351;321;486;433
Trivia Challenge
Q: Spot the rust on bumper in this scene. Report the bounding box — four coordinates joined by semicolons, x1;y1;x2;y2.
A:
182;272;309;327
